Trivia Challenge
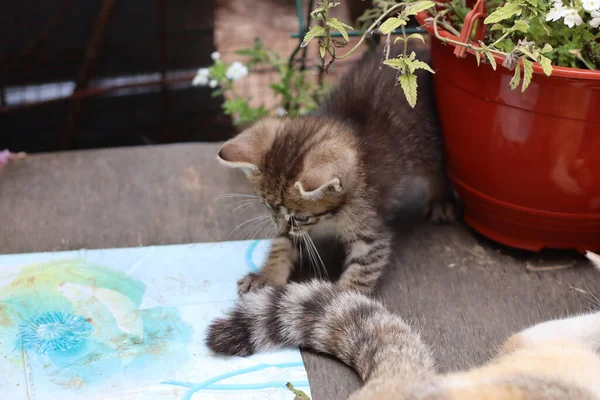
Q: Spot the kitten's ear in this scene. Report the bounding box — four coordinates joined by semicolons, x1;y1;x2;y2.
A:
294;176;343;200
295;147;356;200
217;131;260;174
217;119;280;175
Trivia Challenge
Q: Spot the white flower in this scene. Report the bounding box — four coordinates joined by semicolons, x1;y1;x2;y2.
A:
225;61;249;81
546;2;569;21
209;79;218;88
275;107;287;117
591;10;600;27
563;9;583;27
192;68;210;86
582;0;600;11
545;1;585;27
211;51;221;61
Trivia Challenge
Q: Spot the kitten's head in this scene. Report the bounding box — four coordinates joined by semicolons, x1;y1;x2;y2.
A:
218;117;359;236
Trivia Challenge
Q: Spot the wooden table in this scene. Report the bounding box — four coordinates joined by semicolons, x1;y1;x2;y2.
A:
1;144;597;399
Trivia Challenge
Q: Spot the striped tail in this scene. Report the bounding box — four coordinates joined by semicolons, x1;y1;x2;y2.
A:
206;280;434;382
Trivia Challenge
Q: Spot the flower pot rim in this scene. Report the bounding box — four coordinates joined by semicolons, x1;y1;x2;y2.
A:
415;11;600;81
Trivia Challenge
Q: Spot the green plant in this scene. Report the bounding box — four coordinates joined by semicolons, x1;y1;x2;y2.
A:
286;382;311;399
192;39;329;126
301;0;600;107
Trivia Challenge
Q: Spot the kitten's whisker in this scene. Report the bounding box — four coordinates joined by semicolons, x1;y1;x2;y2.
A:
298;236;304;273
241;218;261;240
300;231;319;279
225;199;253;210
213;193;258;202
305;233;328;279
570;284;600;311
274;221;286;237
291;233;304;275
229;215;270;240
291;219;309;277
239;216;271;240
300;234;315;278
266;220;278;237
232;200;261;212
252;219;273;239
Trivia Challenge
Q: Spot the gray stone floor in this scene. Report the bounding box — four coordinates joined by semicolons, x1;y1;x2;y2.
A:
1;144;597;399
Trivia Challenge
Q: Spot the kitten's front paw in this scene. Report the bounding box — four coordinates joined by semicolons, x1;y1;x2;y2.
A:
426;200;456;223
237;272;280;295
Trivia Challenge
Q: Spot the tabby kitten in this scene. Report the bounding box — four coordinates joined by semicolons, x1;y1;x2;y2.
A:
206;252;600;399
218;44;454;295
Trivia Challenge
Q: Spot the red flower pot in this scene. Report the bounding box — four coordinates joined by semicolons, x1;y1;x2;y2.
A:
415;9;600;252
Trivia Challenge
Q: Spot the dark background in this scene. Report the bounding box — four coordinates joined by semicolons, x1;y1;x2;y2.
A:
1;0;235;153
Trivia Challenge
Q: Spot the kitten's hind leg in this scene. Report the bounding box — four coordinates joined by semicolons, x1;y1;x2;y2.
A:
425;198;456;223
424;175;456;223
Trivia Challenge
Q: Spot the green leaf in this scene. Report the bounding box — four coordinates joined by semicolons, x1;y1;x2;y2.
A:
490;23;505;32
541;43;553;54
399;73;418;108
521;59;533;92
475;51;481;66
509;62;521;90
383;57;406;70
484;2;522;24
319;43;327;58
269;83;287;95
310;6;324;18
410;60;435;74
287;382;311;400
512;20;529;33
327;18;353;42
310;2;340;18
539;55;552;76
394;34;425;44
485;51;497;70
379;17;404;35
408;33;425;43
301;25;325;47
406;1;436;16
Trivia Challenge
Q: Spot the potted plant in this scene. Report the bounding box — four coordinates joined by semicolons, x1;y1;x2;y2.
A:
300;0;600;252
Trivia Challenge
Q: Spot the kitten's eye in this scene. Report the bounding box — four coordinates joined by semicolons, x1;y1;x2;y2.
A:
293;215;311;224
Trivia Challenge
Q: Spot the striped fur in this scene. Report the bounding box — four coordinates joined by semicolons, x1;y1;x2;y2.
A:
207;281;600;400
217;43;454;295
206;280;434;382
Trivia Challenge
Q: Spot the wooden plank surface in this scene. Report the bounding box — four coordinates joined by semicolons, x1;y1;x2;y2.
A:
0;143;597;400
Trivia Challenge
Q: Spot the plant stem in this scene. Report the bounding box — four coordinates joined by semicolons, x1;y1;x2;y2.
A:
324;0;331;59
438;19;461;36
578;56;595;70
336;2;406;60
491;28;514;48
385;32;391;60
432;13;506;57
401;25;408;56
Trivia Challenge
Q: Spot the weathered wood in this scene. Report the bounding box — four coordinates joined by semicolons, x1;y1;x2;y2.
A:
0;143;597;400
